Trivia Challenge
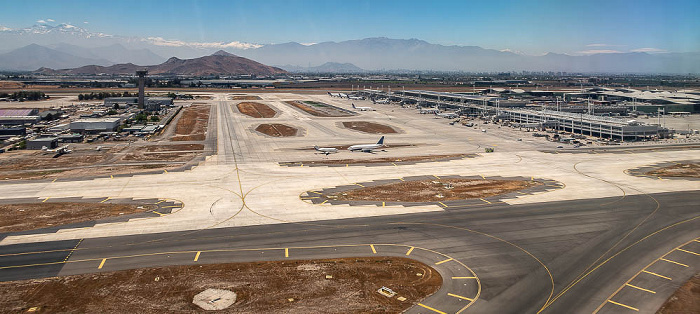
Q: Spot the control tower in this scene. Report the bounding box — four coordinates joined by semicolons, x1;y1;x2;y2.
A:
136;70;148;109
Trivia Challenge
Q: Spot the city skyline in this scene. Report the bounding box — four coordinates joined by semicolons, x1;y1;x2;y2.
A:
0;0;698;56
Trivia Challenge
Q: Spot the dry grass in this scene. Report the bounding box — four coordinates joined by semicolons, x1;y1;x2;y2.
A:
231;95;262;100
171;105;210;141
342;121;397;134
657;274;700;314
332;178;540;202
255;123;298;137
0;203;154;233
647;163;700;178
0;257;441;314
237;102;276;118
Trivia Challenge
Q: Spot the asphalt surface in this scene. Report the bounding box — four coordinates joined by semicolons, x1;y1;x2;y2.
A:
1;191;698;313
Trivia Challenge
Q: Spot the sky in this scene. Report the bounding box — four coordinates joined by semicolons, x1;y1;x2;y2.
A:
0;0;698;55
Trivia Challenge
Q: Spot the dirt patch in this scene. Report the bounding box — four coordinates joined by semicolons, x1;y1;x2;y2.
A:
143;144;204;152
0;257;441;313
286;153;469;166
171;105;210;141
0;149;112;178
255;123;298;137
342;121;397;134
657;273;700;314
331;178;541;202
647;163;700;178
285;100;355;117
237;102;276;118
231;95;262;100
0;202;155;233
0;81;24;89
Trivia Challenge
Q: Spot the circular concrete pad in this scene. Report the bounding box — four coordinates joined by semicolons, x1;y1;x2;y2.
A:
193;288;237;310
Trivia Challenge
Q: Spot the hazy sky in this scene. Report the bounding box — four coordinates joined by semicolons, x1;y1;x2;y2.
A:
1;0;698;55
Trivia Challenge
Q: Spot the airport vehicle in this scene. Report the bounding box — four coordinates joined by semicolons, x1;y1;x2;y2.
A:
348;136;385;152
42;144;72;158
314;145;339;155
351;103;375;111
373;98;390;104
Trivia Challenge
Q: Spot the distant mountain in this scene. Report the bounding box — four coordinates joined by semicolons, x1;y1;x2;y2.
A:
280;62;365;73
49;43;166;66
2;24;699;73
39;50;287;76
0;44;112;71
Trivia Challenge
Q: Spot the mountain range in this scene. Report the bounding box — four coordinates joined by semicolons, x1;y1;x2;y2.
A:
280;62;365;73
1;23;699;74
37;50;286;76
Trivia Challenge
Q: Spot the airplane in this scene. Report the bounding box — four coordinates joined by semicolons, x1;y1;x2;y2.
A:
419;108;440;114
42;144;72;158
373;98;390;104
348;136;385;153
314;145;339;156
351;103;375;111
348;95;365;100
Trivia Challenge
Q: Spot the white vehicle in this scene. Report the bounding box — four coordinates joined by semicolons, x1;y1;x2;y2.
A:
374;98;390;104
348;136;385;153
314;145;339;156
42;144;72;158
351;103;375;111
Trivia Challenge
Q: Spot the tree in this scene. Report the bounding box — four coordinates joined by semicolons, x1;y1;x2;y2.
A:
149;116;160;122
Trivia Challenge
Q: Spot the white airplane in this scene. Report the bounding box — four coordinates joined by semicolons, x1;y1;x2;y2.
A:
374;98;390;104
42;144;72;158
314;145;339;156
348;136;385;153
348;95;365;100
352;103;375;111
420;108;440;114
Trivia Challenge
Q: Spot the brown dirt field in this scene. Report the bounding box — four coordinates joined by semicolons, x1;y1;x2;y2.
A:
255;123;298;137
0;81;24;89
0;150;111;173
656;273;700;314
332;178;541;202
342;121;397;134
647;163;700;178
143;144;204;152
237;102;276;118
171;105;210;141
285;100;354;117
231;95;262;100
122;152;196;162
290;153;469;165
0;257;441;314
0;203;155;233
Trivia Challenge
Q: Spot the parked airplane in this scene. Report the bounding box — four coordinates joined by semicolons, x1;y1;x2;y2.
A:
348;95;365;100
314;145;339;156
348;136;385;153
352;103;375;111
419;108;440;114
43;144;72;158
436;112;459;119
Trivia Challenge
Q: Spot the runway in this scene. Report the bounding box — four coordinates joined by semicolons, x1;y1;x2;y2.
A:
0;92;698;313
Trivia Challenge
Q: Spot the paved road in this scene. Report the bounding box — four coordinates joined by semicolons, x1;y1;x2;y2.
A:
1;191;697;313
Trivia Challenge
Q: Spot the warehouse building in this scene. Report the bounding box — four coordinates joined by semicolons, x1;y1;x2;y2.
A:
27;137;58;150
69;118;121;134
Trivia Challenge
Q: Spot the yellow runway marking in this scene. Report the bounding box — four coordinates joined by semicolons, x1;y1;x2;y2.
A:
479;198;491;204
433;175;441;179
677;248;700;256
305;196;320;199
607;300;638;311
354;183;365;187
285;248;289;258
300;163;303;167
100;197;110;203
370;244;376;254
452;276;476;279
155;200;166;204
435;258;453;265
320;200;328;205
406;247;414;256
399;178;405;181
98;258;106;269
642;270;671;280
161;205;181;208
309;191;322;195
382;202;385;207
448;293;473;301
625;283;655;294
194;251;201;261
152;211;165;216
439;202;448;208
110;175;113;179
51;178;57;183
42;197;50;203
163;169;168;174
345;164;348;167
479;174;485;179
392;162;397;166
417;303;446;314
660;258;688;267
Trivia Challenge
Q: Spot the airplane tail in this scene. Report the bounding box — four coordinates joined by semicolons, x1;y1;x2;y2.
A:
352;103;356;108
313;145;319;150
377;136;385;145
